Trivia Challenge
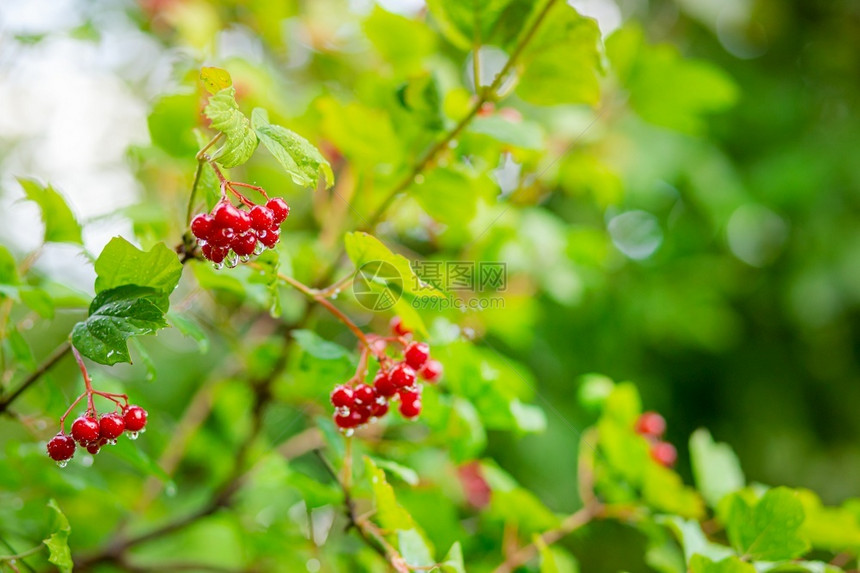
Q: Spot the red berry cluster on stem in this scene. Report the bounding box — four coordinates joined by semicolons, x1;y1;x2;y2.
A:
191;192;289;268
330;316;443;435
47;347;148;467
634;411;677;467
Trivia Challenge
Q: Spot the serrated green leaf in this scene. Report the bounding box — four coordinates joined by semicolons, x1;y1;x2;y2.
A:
516;3;601;106
662;516;734;564
689;555;756;573
93;237;183;311
251;107;333;189
426;0;516;50
365;456;414;531
200;66;232;94
204;87;258;168
345;232;443;299
72;285;169;365
18;178;83;245
727;487;810;561
43;499;72;573
292;329;351;360
398;528;434;568
690;428;745;508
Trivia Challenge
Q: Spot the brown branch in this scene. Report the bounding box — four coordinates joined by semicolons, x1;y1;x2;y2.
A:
0;341;70;416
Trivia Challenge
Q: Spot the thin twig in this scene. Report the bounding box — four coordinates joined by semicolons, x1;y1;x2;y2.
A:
0;342;70;416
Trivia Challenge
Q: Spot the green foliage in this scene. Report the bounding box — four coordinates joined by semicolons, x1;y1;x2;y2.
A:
18;178;83;245
689;429;745;508
203;86;258;168
251;108;334;189
43;499;72;573
727;488;810;561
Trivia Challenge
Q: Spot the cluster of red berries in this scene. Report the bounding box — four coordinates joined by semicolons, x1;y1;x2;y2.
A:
190;197;290;268
47;405;147;467
330;317;443;434
634;411;677;467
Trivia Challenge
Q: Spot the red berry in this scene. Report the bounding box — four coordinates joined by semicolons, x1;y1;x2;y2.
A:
232;232;257;256
208;226;234;248
190;214;215;240
399;393;422;419
258;228;280;248
99;413;125;440
390;316;411;336
334;411;357;429
390;362;416;388
354;407;371;425
234;209;252;233
71;416;100;444
212;201;243;229
124;406;148;432
354;383;376;405
202;244;228;264
266;198;290;224
373;369;397;397
420;359;443;383
249;205;274;231
86;440;104;455
650;441;677;467
635;411;667;438
371;399;389;418
404;342;430;370
47;433;76;462
331;385;354;408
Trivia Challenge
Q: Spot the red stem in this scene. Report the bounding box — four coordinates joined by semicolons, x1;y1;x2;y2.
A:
230;181;269;200
72;345;96;416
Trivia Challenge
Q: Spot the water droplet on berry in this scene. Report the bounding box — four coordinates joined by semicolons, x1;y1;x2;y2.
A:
198;239;207;247
253;241;265;255
343;429;354;437
240;254;251;263
128;431;139;440
109;439;117;446
56;460;68;468
213;262;224;270
226;251;239;268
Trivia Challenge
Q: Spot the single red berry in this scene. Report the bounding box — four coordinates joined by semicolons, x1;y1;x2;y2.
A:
404;342;430;370
207;226;234;248
266;198;290;224
354;383;376;405
390;362;416;388
399;393;422;419
258;228;280;248
354;407;371;425
420;359;443;383
371;399;389;418
190;213;215;240
124;406;148;432
334;411;357;429
47;433;76;462
86;440;104;455
232;232;257;256
71;416;100;444
390;316;411;336
650;441;677;467
373;369;397;397
99;413;125;440
233;209;252;233
249;205;275;231
635;411;667;438
202;244;228;264
330;385;354;408
212;201;243;229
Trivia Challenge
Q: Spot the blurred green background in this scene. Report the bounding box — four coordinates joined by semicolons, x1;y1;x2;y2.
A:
1;0;859;570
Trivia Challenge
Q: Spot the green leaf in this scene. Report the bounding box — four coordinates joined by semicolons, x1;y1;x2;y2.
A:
345;232;443;298
516;3;602;106
727;487;810;561
690;428;745;508
71;285;169;365
204;87;258;168
200;66;232;94
509;399;547;433
468;116;545;150
0;245;19;284
168;312;210;354
537;539;579;573
7;326;36;369
439;542;465;573
643;463;705;519
398;528;434;568
148;92;200;157
426;0;516;50
20;287;54;318
371;458;420;486
364;6;436;72
690;555;756;573
43;499;73;573
18;178;83;245
365;456;414;531
606;25;738;133
797;490;860;553
292;329;352;360
93;237;183;311
251;108;334;189
662;517;735;564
